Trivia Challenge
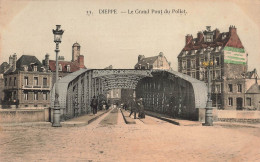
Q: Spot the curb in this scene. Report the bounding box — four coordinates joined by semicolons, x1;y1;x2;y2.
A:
120;109;136;124
214;121;260;128
146;112;180;126
62;109;110;127
88;109;110;124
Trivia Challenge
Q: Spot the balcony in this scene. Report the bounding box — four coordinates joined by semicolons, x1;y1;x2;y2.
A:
22;85;51;90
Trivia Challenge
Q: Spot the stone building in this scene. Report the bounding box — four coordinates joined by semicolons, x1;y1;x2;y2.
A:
134;52;171;70
43;42;86;86
178;26;260;110
3;54;52;108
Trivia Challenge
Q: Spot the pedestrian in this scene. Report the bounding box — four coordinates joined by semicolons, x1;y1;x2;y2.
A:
90;95;98;115
137;98;145;119
128;97;137;119
123;102;128;110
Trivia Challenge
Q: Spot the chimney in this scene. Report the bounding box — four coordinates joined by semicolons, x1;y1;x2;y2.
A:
45;53;50;71
229;25;237;36
9;55;13;66
197;32;203;43
138;55;145;62
159;52;164;57
185;34;193;45
12;53;17;72
78;55;84;68
215;28;220;39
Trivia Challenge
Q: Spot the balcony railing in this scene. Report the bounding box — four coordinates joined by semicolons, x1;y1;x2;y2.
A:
22;85;50;90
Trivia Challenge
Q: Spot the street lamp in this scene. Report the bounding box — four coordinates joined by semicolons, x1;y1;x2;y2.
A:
202;47;214;126
52;25;64;127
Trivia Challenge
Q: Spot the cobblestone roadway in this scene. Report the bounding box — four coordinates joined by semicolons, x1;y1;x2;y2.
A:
0;108;260;162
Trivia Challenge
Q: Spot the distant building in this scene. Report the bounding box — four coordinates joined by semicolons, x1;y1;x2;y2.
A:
0;56;14;103
134;52;171;70
177;26;260;110
3;54;52;108
43;42;86;86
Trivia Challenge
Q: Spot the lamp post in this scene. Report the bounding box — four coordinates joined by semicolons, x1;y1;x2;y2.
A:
202;47;214;126
52;25;64;127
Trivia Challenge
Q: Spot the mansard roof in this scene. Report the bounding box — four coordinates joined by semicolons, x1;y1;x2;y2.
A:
5;55;44;74
0;62;10;74
178;26;244;58
135;56;158;68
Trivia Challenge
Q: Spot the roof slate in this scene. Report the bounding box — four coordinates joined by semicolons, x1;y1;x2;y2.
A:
5;55;44;74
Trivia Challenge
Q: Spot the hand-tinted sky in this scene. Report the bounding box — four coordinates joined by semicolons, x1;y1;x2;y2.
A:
0;0;259;72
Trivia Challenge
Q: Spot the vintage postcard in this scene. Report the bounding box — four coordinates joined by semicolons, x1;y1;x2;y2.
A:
0;0;260;161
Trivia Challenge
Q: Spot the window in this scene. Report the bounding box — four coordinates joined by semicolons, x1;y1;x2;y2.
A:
191;72;196;78
24;65;28;71
237;84;242;93
67;65;71;72
43;92;47;100
34;92;38;100
228;97;233;106
191;59;196;69
215;70;221;79
159;61;163;67
228;84;233;92
215;57;220;66
24;91;28;100
182;61;186;69
34;77;38;86
4;78;7;86
33;65;37;71
215;85;221;93
43;78;47;86
24;77;28;85
9;77;12;86
246;97;251;106
14;77;16;86
58;64;62;71
200;59;204;66
200;72;204;80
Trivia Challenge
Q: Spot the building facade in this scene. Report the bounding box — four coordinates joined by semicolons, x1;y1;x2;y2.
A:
3;54;52;108
178;26;260;110
43;42;86;86
134;52;171;70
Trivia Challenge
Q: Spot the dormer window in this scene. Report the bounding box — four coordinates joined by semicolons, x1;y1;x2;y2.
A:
24;65;28;71
205;35;213;42
67;65;71;72
33;65;37;71
58;64;62;71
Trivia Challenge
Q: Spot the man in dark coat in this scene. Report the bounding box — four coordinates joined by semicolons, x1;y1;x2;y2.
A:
128;98;137;119
90;96;98;115
137;98;145;119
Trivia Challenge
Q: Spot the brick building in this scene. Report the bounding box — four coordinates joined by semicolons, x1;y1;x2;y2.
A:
134;52;171;70
3;54;52;108
43;42;86;86
178;26;260;110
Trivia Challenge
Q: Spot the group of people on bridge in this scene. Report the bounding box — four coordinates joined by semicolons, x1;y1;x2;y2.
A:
123;97;145;119
90;96;109;115
90;95;145;119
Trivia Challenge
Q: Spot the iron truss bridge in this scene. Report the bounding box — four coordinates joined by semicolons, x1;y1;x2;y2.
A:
51;69;207;120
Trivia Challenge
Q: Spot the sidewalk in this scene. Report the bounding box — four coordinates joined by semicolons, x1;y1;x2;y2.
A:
62;109;110;127
145;110;260;128
1;109;110;127
145;110;202;126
